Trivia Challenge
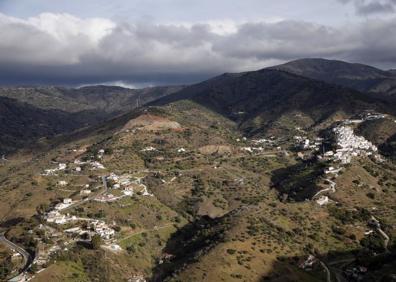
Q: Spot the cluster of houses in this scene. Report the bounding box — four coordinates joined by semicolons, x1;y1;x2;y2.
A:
44;198;75;224
46;211;77;225
294;136;323;151
312;125;377;205
42;163;67;176
311;113;388;207
74;158;105;170
42;156;106;176
330;125;378;164
45;205;116;240
64;220;116;240
107;173;153;197
251;138;275;145
28;147;165;276
239;137;283;155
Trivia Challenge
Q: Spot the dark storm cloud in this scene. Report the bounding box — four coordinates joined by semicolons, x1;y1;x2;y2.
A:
339;0;396;15
0;13;396;86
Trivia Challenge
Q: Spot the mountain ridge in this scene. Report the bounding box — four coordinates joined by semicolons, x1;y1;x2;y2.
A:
270;58;396;97
151;68;394;136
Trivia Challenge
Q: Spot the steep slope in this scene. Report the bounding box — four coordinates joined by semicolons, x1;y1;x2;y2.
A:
271;58;396;97
153;69;393;136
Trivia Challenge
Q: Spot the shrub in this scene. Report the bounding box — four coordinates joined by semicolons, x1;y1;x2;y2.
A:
226;249;236;255
91;234;102;250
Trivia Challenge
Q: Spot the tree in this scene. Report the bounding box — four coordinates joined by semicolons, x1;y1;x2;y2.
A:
0;258;13;280
91;234;103;250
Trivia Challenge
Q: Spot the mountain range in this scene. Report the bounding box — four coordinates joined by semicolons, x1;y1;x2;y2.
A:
0;58;395;282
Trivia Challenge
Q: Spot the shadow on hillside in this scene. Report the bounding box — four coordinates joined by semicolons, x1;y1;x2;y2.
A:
0;217;24;228
270;158;326;202
150;215;231;282
261;246;396;282
379;133;396;161
150;207;396;282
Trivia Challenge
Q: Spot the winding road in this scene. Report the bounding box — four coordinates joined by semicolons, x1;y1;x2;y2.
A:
0;233;32;282
319;261;331;282
371;216;390;251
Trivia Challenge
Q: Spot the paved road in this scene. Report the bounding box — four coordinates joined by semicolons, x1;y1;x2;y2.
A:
0;233;32;281
378;228;390;251
312;179;337;199
319;261;331;282
371;216;390;251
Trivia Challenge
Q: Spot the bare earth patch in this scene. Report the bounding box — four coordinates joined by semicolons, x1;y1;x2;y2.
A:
121;113;181;132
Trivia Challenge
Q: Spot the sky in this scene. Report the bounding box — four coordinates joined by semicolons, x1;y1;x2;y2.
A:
0;0;396;87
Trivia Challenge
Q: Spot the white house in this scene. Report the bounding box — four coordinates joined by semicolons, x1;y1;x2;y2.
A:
58;163;67;170
58;180;68;186
316;196;329;206
63;198;72;204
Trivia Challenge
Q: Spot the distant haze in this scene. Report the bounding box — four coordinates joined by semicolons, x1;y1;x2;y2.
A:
0;0;396;86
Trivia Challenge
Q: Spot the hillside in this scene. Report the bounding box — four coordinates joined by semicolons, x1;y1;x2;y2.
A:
0;85;183;153
153;69;394;136
0;66;395;282
271;58;396;97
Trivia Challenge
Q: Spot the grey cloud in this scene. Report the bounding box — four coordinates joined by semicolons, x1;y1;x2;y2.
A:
1;13;396;86
339;0;396;15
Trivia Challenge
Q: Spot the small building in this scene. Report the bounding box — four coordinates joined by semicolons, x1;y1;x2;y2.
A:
58;163;67;170
58;180;68;186
324;151;334;157
316;196;329;206
63;198;72;204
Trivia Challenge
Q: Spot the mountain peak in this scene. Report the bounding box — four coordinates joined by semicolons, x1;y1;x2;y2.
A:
269;58;396;96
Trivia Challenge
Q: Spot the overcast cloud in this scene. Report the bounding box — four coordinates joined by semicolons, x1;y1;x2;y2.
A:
0;1;396;86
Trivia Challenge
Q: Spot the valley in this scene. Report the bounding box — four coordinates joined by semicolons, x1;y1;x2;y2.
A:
0;60;395;282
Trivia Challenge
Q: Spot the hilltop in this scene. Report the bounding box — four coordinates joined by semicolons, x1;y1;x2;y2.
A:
271;58;396;97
